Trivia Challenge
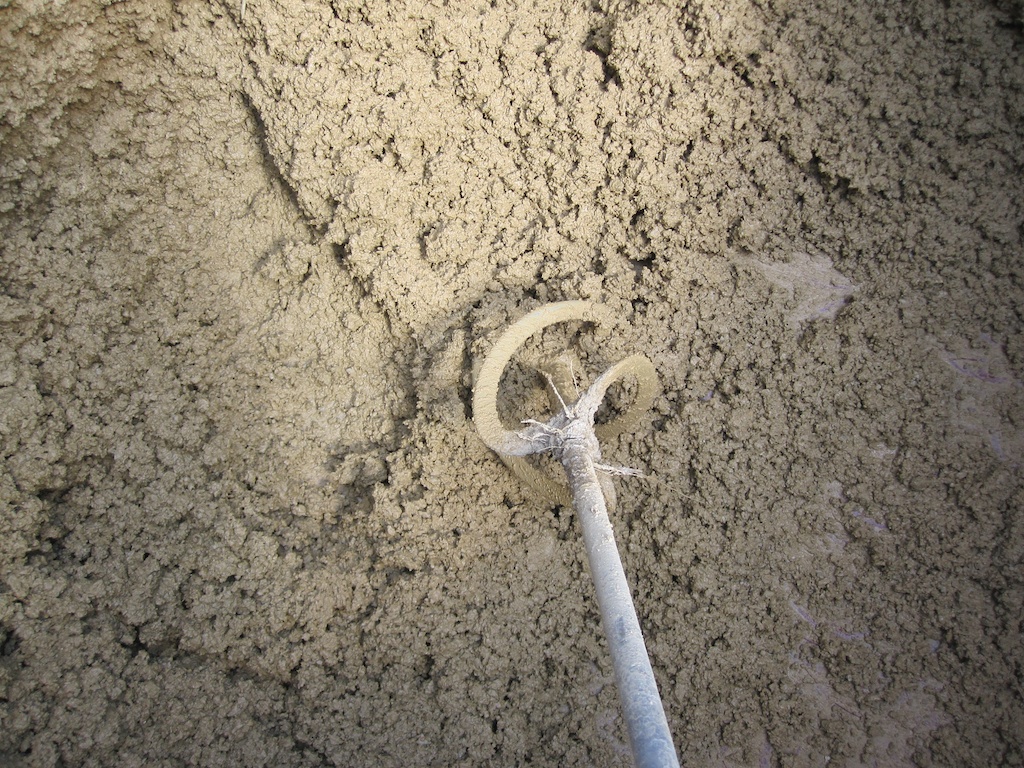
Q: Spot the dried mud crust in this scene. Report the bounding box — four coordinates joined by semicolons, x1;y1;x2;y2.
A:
1;1;1023;767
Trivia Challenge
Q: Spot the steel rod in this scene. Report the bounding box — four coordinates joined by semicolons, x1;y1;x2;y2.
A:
559;422;681;768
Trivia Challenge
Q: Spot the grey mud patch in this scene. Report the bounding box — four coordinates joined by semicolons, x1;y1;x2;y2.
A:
1;1;1022;767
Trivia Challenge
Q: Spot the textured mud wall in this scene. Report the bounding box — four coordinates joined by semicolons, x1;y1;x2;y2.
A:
1;1;1022;766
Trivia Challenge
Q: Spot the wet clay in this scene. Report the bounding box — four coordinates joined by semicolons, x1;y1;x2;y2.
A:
1;1;1022;766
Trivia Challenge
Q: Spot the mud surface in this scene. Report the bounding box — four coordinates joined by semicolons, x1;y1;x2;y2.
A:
1;1;1023;766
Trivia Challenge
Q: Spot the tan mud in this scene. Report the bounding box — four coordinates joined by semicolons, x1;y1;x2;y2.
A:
1;1;1022;766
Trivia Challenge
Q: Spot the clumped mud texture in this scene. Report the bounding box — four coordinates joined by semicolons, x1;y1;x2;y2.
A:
1;1;1022;766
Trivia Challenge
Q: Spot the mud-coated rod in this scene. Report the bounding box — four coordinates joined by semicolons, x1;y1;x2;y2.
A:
473;302;680;767
558;421;680;768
